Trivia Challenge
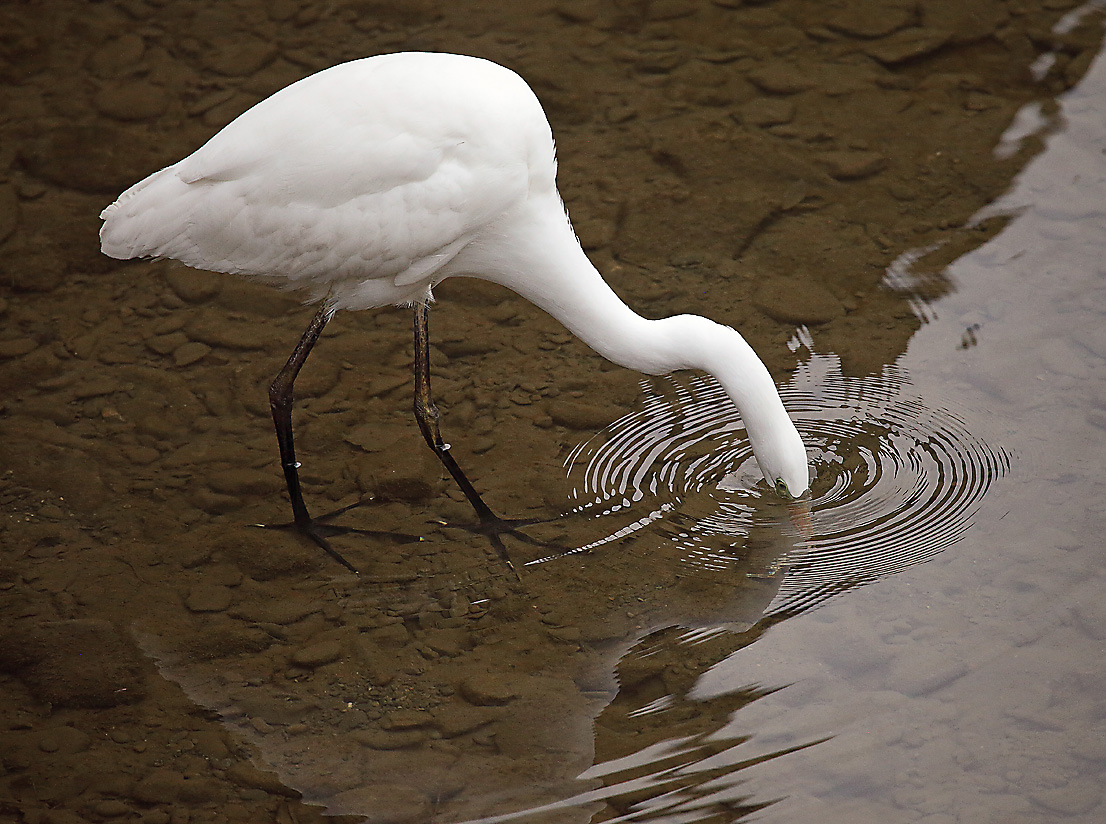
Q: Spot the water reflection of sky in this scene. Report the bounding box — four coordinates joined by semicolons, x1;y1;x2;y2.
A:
687;28;1106;824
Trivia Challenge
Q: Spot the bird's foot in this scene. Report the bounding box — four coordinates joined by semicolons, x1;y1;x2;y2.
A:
253;501;420;575
431;511;572;580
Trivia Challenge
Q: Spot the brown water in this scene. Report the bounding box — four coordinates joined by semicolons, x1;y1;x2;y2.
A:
2;1;1104;823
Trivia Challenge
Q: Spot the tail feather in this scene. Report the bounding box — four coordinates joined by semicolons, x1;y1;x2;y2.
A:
100;165;196;263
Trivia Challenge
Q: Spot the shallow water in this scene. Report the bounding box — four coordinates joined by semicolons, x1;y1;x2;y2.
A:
2;1;1105;823
687;40;1106;822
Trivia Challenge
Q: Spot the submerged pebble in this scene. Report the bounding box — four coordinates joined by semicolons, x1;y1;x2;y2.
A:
291;640;342;668
458;673;516;706
755;277;845;325
185;584;234;613
94;81;170;121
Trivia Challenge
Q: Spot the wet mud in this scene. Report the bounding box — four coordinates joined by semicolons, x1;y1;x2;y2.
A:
1;1;1103;823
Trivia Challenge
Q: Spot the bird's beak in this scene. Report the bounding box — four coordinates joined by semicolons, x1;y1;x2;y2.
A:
787;496;813;542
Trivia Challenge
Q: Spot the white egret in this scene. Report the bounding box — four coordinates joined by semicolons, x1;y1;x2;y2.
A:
100;52;809;572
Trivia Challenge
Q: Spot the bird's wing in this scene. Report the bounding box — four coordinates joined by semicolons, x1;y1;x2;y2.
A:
100;56;543;306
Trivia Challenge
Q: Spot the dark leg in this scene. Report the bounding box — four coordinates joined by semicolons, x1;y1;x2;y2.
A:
267;303;359;573
412;301;499;523
270;304;332;527
413;302;549;572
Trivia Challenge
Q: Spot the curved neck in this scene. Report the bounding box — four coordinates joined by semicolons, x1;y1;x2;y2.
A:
454;193;789;441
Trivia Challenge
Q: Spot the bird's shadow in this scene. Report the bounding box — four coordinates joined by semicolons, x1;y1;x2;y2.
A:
254;497;586;580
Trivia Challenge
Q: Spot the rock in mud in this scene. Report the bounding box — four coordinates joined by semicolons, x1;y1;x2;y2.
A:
755;277;845;325
94;80;170;121
291;639;342;668
865;28;951;65
458;673;516;706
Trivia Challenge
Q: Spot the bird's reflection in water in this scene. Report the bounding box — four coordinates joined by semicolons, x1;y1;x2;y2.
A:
135;349;1007;823
134;466;808;823
560;350;1010;618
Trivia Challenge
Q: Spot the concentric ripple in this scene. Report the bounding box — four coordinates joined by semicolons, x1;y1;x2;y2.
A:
548;353;1011;617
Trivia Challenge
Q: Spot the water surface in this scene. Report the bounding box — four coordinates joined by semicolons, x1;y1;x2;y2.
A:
1;2;1104;823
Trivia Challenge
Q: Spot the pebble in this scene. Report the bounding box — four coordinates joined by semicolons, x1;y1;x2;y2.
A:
364;374;409;398
629;45;686;74
91;801;130;818
0;338;38;359
433;705;498;737
192;730;231;760
146;332;189;356
291;639;342;668
183;316;277;350
361;433;444;501
436;337;498;358
1030;780;1102;815
380;709;432;730
544;399;617;430
173;341;211;367
827;4;913;39
422;627;471;657
747;62;816;95
231;599;319;625
370;622;411;648
865;28;951;65
87;34;145;76
36;726;91;754
224;762;297;796
471;436;496;454
2;242;65;292
755;277;844;325
185;584;233;613
737;98;795;128
458;673;516;706
64;375;123;401
94;81;170;121
554;0;601;23
187;488;242;515
935;2;1010;44
817;150;886;181
161;273;220;309
203;36;277;76
885;655;969;697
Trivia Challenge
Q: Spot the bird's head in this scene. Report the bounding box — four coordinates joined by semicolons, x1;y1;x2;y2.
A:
752;420;810;501
754;423;813;540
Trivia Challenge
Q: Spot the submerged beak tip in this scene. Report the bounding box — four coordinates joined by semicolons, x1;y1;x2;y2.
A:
787;497;814;542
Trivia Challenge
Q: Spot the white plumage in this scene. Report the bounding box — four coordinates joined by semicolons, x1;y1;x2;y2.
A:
102;53;552;309
101;52;809;567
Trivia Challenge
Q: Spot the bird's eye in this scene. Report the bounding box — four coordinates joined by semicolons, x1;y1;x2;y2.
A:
774;478;789;497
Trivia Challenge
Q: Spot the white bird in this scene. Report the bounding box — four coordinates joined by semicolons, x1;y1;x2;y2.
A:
100;52;810;572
